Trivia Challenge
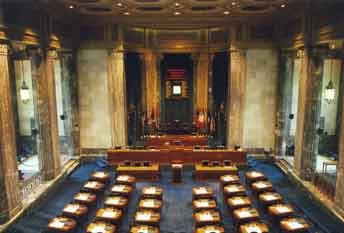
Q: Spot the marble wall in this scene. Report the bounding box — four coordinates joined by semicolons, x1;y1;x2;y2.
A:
243;49;278;150
78;49;112;148
14;60;35;136
320;59;342;135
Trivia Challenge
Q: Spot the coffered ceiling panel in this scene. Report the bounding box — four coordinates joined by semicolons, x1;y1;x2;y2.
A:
57;0;301;27
63;0;291;16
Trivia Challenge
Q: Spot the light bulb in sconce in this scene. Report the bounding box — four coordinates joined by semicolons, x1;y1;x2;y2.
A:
20;80;30;103
324;80;335;104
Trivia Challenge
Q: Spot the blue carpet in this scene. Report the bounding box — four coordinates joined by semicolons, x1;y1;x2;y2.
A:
5;158;344;233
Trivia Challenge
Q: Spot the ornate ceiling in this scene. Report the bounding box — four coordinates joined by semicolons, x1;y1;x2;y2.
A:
61;0;293;18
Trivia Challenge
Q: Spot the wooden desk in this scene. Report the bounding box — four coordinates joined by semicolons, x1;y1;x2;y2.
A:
245;171;266;185
268;204;294;219
130;225;160;233
193;199;217;211
95;207;122;224
142;186;164;200
194;210;221;227
62;203;88;219
233;207;260;225
117;164;160;181
223;184;246;197
280;217;310;233
220;174;241;187
251;181;273;194
82;181;106;194
139;199;163;211
110;184;134;197
86;221;116;233
47;217;77;233
74;192;97;206
104;196;129;209
134;210;161;227
239;221;269;233
258;192;283;206
171;163;183;183
108;149;247;165
192;187;214;200
195;225;225;233
226;196;251;210
195;164;238;180
90;171;111;184
116;175;136;186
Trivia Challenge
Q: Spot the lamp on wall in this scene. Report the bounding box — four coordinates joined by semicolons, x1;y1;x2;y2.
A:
19;61;30;103
324;61;335;104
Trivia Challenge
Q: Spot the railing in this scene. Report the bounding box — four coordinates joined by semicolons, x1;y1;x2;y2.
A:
20;172;44;200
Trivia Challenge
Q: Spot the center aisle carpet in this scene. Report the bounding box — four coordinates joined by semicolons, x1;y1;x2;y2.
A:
5;157;344;233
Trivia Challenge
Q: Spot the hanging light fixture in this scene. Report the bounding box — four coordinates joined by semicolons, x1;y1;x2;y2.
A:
324;61;335;104
20;61;30;103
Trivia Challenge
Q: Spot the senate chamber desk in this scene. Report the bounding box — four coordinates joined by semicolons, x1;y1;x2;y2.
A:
107;148;246;165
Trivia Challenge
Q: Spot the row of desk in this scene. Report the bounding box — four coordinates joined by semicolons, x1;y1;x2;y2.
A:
220;170;311;233
108;148;246;165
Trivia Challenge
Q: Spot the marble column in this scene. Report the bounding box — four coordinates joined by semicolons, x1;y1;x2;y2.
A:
334;87;344;216
278;53;294;156
191;53;199;117
227;49;247;148
108;47;128;147
294;49;323;179
208;54;215;113
35;49;61;180
141;51;160;122
0;44;22;223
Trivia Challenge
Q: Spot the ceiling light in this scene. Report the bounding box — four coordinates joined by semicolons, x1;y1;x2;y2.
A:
117;2;123;7
124;11;130;15
224;11;230;15
281;4;286;8
69;5;74;9
174;11;181;15
231;2;236;6
175;2;180;7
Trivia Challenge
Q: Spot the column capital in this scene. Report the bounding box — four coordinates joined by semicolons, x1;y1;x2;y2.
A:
0;44;9;56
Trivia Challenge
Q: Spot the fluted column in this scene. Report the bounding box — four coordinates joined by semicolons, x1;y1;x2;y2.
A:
195;53;210;116
108;47;128;147
141;51;160;122
35;49;61;180
335;91;344;216
294;49;322;179
0;44;22;223
227;49;247;148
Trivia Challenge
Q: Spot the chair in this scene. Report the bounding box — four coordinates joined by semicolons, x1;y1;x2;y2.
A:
223;160;232;166
211;161;220;166
143;161;151;167
134;161;142;167
201;160;210;166
123;160;131;166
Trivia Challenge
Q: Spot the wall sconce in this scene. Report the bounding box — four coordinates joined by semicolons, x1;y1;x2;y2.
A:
324;80;335;104
19;61;30;103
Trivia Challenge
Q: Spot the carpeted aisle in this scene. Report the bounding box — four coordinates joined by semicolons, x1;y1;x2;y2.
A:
5;157;344;233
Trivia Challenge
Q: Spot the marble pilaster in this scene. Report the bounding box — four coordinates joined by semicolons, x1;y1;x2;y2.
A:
0;44;22;223
108;48;128;147
294;49;323;179
35;49;61;180
334;87;344;216
140;51;160;122
227;49;247;148
195;53;210;129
